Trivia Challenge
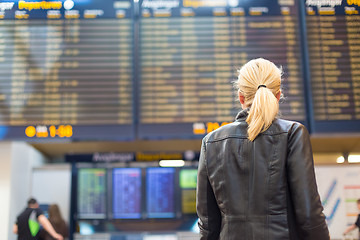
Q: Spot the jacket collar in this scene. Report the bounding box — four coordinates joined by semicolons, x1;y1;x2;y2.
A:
235;108;250;121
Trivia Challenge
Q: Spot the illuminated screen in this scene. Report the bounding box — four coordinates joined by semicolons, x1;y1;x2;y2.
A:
179;169;197;214
0;0;134;140
179;169;197;189
77;168;106;219
146;168;175;218
112;168;142;219
304;1;360;133
138;0;307;139
181;189;196;214
1;0;359;140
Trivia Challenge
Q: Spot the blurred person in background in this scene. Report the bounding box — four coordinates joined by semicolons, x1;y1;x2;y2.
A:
13;198;63;240
196;58;329;240
40;204;69;240
343;198;360;239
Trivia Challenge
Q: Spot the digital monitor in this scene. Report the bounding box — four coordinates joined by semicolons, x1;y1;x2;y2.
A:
77;168;106;219
146;168;175;218
179;169;197;214
181;189;196;214
304;1;360;133
0;0;135;141
112;168;142;219
179;169;197;189
138;0;307;139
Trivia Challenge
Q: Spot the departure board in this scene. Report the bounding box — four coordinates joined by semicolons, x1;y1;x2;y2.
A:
179;169;197;214
146;167;175;218
112;168;142;219
0;0;134;140
305;1;360;132
138;0;306;139
77;168;106;219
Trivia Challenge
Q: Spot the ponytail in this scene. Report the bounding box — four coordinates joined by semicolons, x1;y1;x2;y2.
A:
235;58;282;141
246;87;279;141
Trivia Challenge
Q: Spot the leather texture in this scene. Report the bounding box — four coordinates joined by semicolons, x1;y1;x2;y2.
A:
196;109;330;240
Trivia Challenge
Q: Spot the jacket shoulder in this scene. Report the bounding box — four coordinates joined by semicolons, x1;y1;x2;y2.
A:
203;121;248;143
269;119;305;135
203;118;306;143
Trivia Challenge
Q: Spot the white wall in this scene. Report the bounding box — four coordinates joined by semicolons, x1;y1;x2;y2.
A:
0;142;47;240
0;142;13;240
32;164;71;223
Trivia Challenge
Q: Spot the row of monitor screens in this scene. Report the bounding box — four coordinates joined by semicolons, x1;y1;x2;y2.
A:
77;167;197;219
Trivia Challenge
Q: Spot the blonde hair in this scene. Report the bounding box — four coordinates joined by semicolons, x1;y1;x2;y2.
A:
234;58;282;141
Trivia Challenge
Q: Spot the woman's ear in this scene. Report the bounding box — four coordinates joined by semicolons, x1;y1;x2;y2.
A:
238;91;245;104
276;90;281;101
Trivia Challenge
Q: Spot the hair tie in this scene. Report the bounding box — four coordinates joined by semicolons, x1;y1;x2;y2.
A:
257;85;266;89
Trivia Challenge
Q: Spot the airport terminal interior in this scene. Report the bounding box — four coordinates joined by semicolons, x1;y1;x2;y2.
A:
0;0;360;240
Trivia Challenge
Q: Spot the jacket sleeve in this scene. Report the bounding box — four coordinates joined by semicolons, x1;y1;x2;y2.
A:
196;139;221;240
287;124;330;240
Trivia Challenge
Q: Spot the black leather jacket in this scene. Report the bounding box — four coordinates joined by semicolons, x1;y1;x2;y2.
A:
196;109;329;240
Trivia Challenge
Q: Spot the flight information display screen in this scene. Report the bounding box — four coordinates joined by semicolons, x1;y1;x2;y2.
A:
179;168;197;189
305;1;360;132
179;168;197;214
0;0;134;140
77;168;106;219
146;167;175;218
112;168;142;219
138;0;306;139
1;0;358;140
